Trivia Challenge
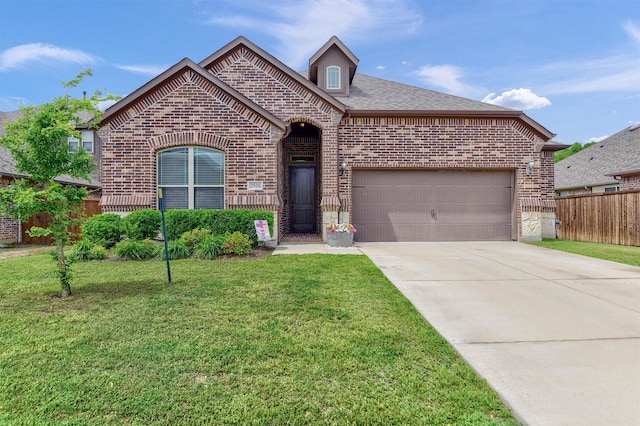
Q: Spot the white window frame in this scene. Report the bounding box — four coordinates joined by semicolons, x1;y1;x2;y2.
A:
67;130;94;153
157;147;225;210
326;65;341;90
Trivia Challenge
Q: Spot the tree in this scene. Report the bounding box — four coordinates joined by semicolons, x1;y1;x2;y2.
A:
0;69;117;297
554;141;596;163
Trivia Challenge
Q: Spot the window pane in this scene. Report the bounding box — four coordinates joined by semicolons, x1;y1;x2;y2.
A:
68;137;79;151
81;130;94;153
327;66;340;89
81;130;94;142
194;148;224;185
160;187;188;209
195;187;224;209
158;148;188;185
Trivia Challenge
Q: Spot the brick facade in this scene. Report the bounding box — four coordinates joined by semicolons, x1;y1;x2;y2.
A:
621;175;640;190
99;37;555;242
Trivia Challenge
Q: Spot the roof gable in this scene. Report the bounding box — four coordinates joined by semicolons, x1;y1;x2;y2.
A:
199;36;347;114
101;57;287;131
309;35;359;85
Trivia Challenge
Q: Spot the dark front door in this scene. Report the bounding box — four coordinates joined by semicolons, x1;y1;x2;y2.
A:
290;166;316;232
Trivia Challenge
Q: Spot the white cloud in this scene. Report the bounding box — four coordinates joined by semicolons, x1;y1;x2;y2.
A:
115;64;167;76
204;0;422;68
587;135;608;143
98;99;118;111
0;43;97;72
482;88;551;110
414;64;483;96
376;65;385;70
624;20;640;44
532;21;640;96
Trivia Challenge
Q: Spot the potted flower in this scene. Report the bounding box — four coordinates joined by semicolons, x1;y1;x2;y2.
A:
326;223;357;247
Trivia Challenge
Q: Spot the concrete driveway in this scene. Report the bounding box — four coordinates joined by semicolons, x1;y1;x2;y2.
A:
357;242;640;426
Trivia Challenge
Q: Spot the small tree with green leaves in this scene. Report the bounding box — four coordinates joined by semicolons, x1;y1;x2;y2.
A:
0;69;117;297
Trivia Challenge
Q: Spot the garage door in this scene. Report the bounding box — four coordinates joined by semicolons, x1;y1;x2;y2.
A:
352;170;514;242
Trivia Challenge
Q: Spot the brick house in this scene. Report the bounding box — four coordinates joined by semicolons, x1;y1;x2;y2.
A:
555;124;640;196
98;36;560;243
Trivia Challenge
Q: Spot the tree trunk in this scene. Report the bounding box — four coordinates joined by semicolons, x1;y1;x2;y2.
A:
56;238;71;297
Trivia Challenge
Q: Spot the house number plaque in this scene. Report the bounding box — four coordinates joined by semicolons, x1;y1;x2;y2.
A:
247;181;264;190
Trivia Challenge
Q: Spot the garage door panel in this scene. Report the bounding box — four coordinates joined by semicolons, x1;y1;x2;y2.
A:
353;170;514;242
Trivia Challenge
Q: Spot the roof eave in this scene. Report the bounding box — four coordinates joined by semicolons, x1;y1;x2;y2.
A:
348;109;555;140
605;169;640;178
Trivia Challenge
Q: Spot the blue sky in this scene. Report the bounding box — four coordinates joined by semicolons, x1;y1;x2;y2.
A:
1;0;638;144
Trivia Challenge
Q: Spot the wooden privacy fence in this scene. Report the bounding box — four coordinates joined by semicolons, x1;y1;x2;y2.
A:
555;190;640;246
21;199;102;245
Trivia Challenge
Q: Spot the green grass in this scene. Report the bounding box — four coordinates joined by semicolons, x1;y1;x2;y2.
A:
0;253;517;425
529;239;640;267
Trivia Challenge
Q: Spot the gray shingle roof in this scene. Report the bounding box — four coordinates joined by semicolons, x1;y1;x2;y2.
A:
335;73;514;112
554;125;640;190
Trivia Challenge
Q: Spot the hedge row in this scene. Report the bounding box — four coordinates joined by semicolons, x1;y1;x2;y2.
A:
81;209;274;245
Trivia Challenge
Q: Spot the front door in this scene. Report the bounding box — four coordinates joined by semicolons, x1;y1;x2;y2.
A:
290;167;316;232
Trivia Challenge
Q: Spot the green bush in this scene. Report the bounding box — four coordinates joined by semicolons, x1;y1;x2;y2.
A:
179;228;212;252
122;209;161;240
70;240;107;261
193;234;226;259
81;213;122;248
114;239;157;260
222;232;253;256
88;245;108;260
169;240;190;260
164;209;273;243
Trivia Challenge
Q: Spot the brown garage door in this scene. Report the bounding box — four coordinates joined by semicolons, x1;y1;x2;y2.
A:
352;170;514;242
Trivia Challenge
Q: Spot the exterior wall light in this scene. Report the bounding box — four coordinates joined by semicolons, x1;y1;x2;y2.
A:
339;161;347;176
526;158;535;176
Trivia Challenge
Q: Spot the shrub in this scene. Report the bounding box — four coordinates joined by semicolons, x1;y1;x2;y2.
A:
114;239;157;260
156;240;190;260
164;209;273;243
122;209;161;240
193;234;226;259
222;232;253;256
179;228;212;252
170;240;190;260
82;213;122;248
70;240;96;261
88;245;108;260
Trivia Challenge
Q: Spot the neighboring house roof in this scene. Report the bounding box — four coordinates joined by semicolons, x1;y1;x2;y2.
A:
0;110;100;188
555;124;640;191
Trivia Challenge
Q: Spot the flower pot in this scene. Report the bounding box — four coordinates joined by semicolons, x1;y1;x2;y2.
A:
327;232;354;248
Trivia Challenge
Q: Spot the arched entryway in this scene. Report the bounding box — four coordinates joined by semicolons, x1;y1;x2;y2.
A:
280;121;322;242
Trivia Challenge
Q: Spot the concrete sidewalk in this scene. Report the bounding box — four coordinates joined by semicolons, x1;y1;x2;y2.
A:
273;243;364;255
273;241;640;425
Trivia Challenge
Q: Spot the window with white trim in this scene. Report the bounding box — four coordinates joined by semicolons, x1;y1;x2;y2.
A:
68;130;94;153
157;147;224;209
326;65;341;90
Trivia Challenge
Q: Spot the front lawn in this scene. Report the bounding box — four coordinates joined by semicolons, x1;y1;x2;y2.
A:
529;239;640;267
0;253;517;425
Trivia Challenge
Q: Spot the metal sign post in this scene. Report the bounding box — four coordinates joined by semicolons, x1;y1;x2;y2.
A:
158;188;171;283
